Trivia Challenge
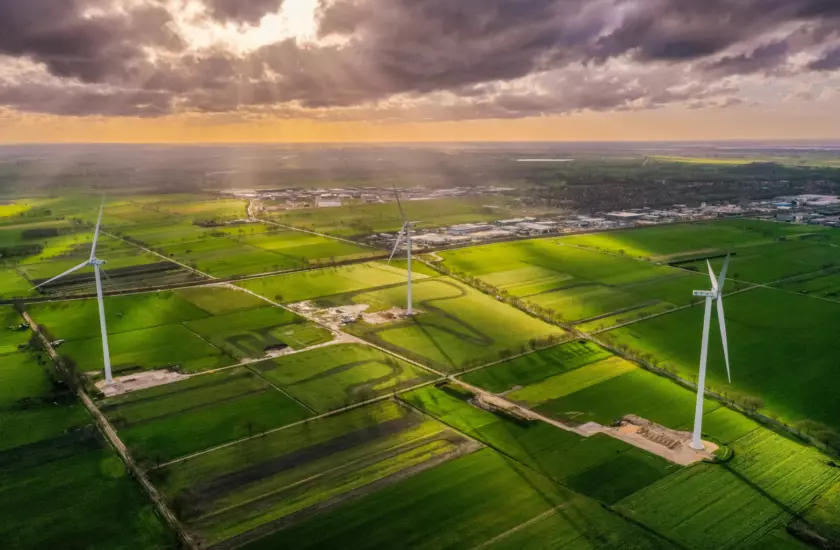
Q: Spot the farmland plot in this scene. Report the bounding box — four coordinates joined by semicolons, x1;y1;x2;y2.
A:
255;344;437;412
153;400;476;547
100;368;313;465
340;278;565;372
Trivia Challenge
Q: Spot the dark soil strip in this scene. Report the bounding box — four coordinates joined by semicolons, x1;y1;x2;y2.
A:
571;300;661;325
100;371;254;412
0;427;100;475
119;389;269;429
185;415;420;510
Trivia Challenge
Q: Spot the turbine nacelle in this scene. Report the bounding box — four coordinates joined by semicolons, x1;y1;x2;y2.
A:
692;290;716;298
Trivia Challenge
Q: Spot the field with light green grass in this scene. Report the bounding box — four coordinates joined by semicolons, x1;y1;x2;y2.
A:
604;286;840;446
246;448;673;550
268;195;533;238
175;285;268;314
402;385;677;503
680;237;840;285
101;368;314;466
616;427;840;549
0;306;29;354
153;399;475;547
339;278;565;372
254;344;437;412
439;237;708;323
561;218;828;261
237;262;418;303
460;340;611;393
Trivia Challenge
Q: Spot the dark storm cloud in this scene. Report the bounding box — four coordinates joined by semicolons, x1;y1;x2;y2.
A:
0;83;172;117
1;0;840;118
809;46;840;71
205;0;284;24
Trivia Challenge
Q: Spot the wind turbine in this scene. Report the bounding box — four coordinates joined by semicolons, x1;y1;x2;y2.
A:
689;254;731;451
387;186;415;316
33;201;114;384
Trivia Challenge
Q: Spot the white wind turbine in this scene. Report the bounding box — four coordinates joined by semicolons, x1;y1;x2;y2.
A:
387;186;415;316
33;201;114;384
689;254;731;451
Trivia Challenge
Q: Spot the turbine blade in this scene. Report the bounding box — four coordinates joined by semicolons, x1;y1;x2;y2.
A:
31;261;90;290
717;297;731;383
393;185;406;222
707;260;718;293
387;228;405;264
90;199;105;260
717;254;731;292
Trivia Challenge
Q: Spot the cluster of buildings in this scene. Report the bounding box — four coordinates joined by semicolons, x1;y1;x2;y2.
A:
756;194;840;227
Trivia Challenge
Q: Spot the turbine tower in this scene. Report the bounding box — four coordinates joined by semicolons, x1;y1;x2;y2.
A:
689;254;731;451
387;186;415;315
33;201;114;384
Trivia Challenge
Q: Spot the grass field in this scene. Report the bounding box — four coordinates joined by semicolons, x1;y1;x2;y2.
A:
617;427;840;549
0;306;29;354
246;448;672;550
605;287;840;446
0;349;175;549
27;287;335;375
460;340;611;393
439;237;708;323
254;344;437;412
339;278;566;372
402;385;678;504
101;368;314;465
561;219;828;261
153;399;475;546
237;262;417;304
268;196;535;238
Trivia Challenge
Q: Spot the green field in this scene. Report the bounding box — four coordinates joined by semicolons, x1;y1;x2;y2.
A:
101;368;314;465
561;219;828;261
460;340;611;393
268;196;536;238
0;349;175;549
237;262;418;304
0;306;29;354
26;287;336;376
154;399;475;546
338;278;566;372
439;237;708;323
617;428;840;549
246;448;672;550
402;385;677;504
254;344;437;412
605;287;840;446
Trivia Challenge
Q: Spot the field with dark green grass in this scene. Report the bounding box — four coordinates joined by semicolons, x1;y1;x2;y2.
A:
254;344;437;412
604;286;840;447
0;348;175;549
439;237;709;324
153;400;475;547
337;277;566;372
100;367;314;465
402;385;678;504
245;448;672;550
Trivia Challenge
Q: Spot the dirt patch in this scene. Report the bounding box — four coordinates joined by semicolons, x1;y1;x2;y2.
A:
96;370;190;397
605;415;718;465
362;307;421;325
287;301;369;330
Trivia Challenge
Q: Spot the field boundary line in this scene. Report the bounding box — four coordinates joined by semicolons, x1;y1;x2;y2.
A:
244;364;318;415
101;229;214;280
470;505;572;550
255;217;376;248
21;311;197;549
152;378;442;470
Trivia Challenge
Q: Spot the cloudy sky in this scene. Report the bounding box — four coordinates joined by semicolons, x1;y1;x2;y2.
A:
1;0;839;142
